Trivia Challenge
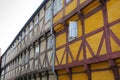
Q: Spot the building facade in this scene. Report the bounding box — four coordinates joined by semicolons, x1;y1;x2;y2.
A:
0;0;120;80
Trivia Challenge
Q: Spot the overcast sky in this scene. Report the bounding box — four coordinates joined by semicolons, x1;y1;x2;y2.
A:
0;0;43;55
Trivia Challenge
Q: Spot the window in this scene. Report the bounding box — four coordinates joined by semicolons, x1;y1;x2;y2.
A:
66;0;71;4
19;55;22;65
35;43;39;57
22;31;25;39
18;36;22;43
40;39;46;53
26;27;29;35
47;36;53;49
34;15;39;25
30;46;34;59
30;22;33;31
69;21;78;41
21;53;25;65
54;0;62;15
35;60;38;70
25;50;29;63
45;5;52;23
25;53;28;63
29;31;33;40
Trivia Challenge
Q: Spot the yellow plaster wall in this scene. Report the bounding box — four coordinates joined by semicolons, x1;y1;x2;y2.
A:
56;33;66;48
92;70;114;80
72;73;88;80
85;10;104;34
110;23;120;40
69;40;82;61
80;0;86;4
53;10;63;24
110;23;120;52
56;48;65;65
72;66;84;72
87;31;103;55
58;69;69;80
54;24;64;33
107;0;120;23
91;61;109;70
65;0;77;15
82;0;100;15
57;69;67;74
58;75;69;80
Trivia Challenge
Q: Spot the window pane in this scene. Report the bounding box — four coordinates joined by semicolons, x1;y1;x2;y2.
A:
69;21;78;41
30;22;33;31
40;39;46;53
66;0;71;4
47;36;53;49
30;47;34;58
45;5;52;23
34;15;39;25
54;0;62;15
35;44;39;57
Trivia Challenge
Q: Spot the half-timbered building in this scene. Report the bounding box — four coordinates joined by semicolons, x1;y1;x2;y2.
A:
0;0;120;80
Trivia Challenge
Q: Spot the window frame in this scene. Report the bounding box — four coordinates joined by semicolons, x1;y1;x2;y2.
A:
68;21;78;41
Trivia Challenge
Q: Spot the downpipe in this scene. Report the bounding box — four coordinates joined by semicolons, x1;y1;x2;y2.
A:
50;0;58;80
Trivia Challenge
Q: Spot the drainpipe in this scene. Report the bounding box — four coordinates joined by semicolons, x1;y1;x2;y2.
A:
50;0;58;80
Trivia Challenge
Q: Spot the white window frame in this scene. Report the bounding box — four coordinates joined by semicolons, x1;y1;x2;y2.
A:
69;21;78;41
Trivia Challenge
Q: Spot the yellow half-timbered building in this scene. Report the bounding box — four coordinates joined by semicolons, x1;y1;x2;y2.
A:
0;0;120;80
